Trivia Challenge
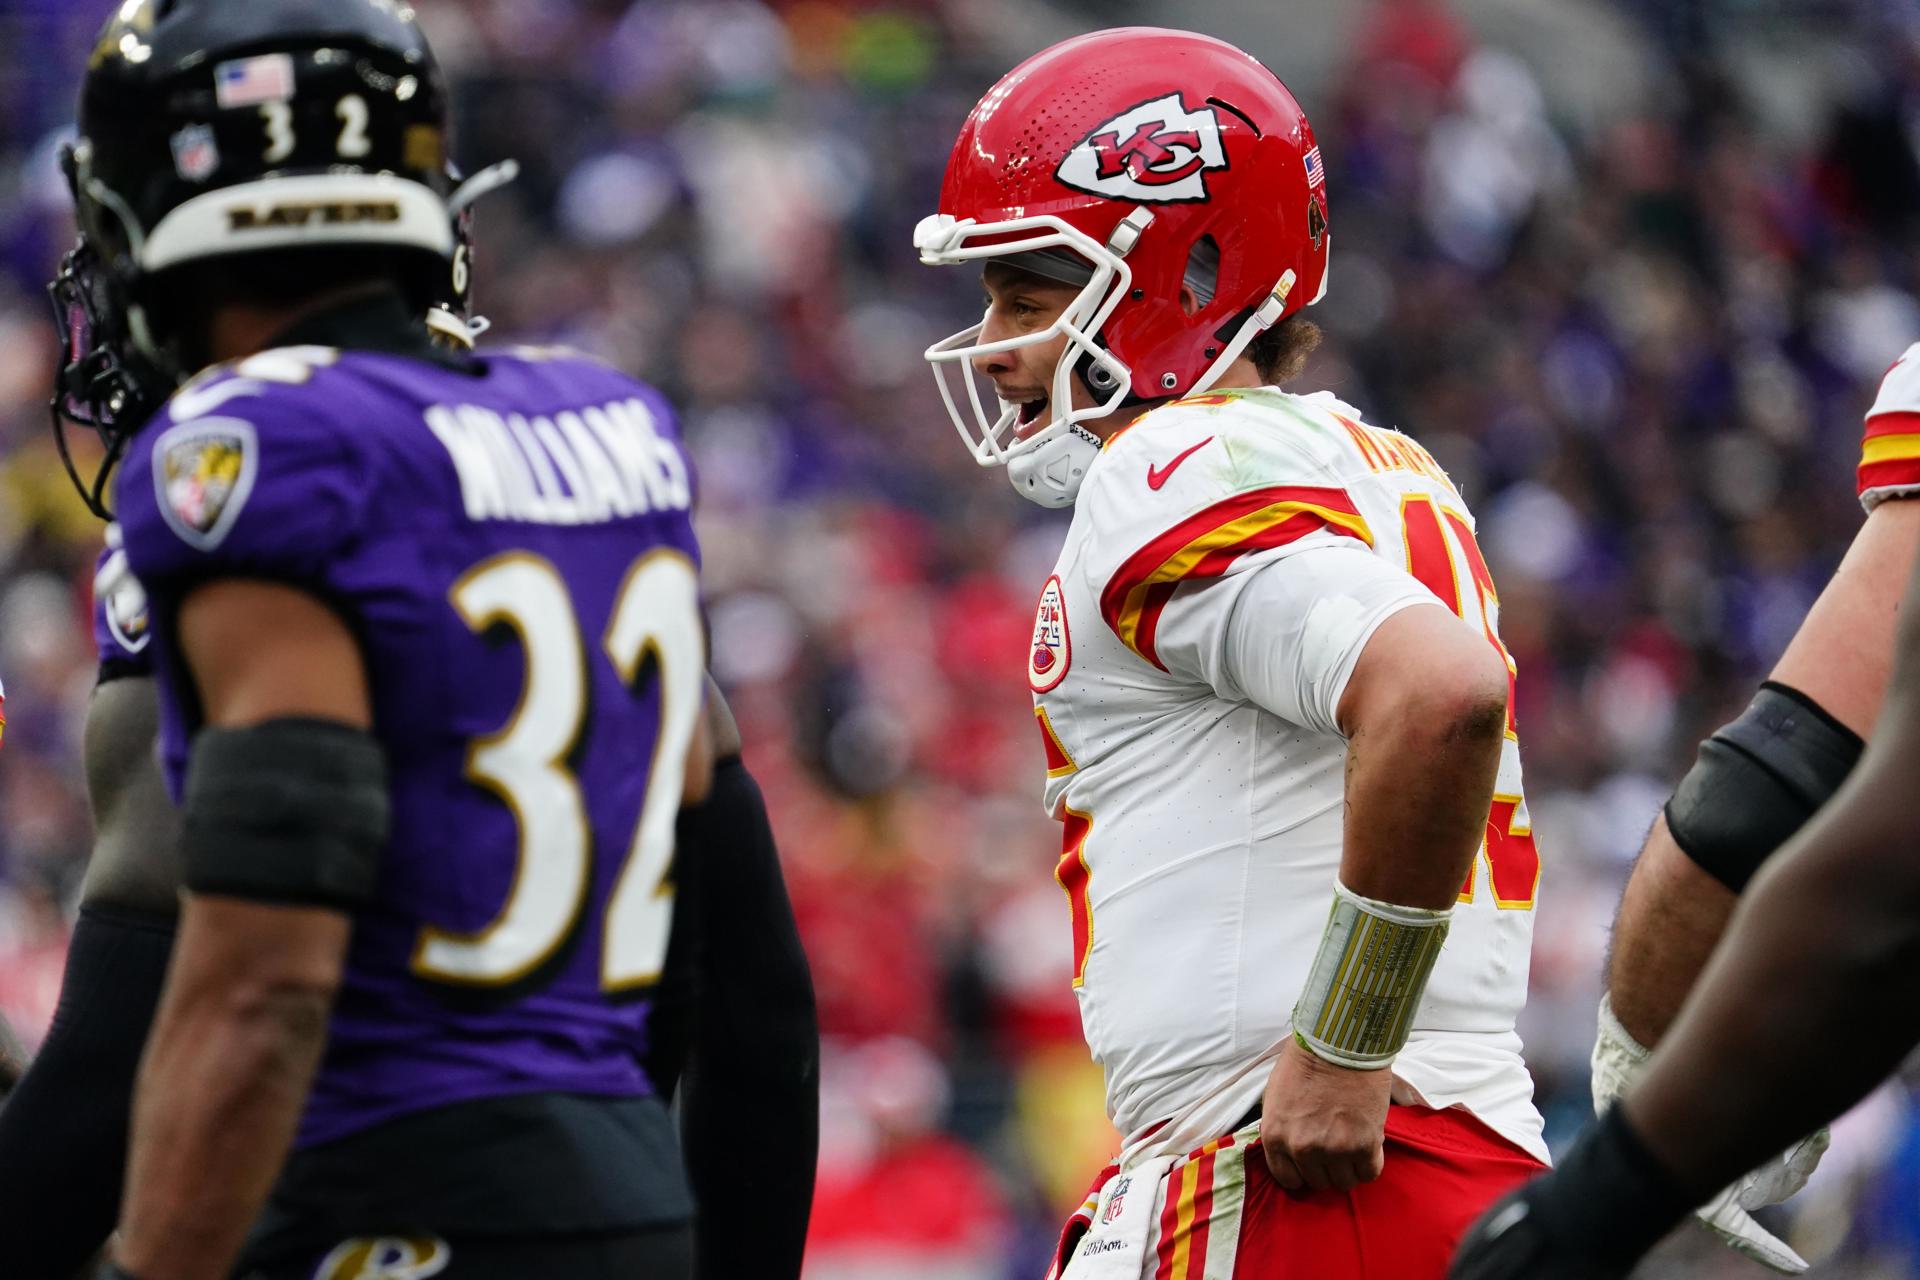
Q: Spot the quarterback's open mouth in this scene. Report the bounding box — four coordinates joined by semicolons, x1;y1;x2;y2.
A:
1017;395;1048;429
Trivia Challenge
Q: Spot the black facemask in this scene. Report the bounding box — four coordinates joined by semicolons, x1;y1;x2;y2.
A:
46;239;165;520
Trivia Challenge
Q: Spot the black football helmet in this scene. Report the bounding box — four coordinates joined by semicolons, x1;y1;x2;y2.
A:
50;0;457;517
428;157;520;350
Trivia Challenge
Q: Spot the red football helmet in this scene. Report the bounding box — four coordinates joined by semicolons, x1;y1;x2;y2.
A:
916;27;1330;503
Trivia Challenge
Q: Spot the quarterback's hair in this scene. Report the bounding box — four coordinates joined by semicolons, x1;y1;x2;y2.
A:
1250;313;1321;386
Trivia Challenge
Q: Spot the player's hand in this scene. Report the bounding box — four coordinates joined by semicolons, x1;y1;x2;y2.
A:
1258;1036;1391;1192
1693;1127;1828;1272
1738;1128;1829;1210
1694;1177;1816;1274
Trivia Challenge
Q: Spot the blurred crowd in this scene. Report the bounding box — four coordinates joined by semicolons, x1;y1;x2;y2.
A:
2;0;1920;1274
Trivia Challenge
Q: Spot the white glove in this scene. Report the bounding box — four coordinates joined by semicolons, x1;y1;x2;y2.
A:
94;523;149;644
1591;995;1827;1274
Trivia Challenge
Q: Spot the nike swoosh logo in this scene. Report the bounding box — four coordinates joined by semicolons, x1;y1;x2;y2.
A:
1146;437;1214;490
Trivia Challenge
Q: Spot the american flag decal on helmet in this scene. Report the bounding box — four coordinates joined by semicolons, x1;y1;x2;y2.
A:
214;53;295;109
1302;146;1325;189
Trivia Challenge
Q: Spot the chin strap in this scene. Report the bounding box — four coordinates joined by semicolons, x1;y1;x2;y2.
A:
1009;268;1303;511
1192;270;1295;398
1008;423;1102;508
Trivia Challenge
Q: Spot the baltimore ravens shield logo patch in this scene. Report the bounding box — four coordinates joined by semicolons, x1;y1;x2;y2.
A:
153;417;258;551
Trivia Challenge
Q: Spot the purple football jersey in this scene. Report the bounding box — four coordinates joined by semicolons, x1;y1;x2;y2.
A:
116;343;703;1149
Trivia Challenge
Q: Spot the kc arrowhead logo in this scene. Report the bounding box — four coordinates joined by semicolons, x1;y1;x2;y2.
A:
1029;574;1072;692
1055;94;1229;204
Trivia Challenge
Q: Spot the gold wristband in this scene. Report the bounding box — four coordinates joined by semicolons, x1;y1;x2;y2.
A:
1291;881;1451;1069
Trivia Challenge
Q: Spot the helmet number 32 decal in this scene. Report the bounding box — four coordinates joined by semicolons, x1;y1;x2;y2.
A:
258;95;374;165
1054;93;1228;204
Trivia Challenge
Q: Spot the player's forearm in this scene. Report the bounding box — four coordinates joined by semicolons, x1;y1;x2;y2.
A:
0;907;173;1274
1626;770;1920;1196
116;973;334;1278
677;756;818;1278
1603;822;1736;1044
1339;679;1507;908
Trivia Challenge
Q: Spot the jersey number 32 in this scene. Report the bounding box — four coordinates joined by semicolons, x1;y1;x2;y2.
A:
412;551;705;990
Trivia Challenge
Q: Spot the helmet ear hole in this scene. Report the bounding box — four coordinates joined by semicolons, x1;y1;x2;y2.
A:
1183;235;1220;309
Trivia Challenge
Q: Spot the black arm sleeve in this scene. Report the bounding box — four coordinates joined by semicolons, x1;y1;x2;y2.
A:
0;905;174;1277
654;755;818;1280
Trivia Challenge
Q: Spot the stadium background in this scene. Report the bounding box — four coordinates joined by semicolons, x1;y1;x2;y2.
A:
0;0;1917;1274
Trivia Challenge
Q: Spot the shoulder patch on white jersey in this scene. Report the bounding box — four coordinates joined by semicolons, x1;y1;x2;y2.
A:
1030;574;1071;692
152;417;258;551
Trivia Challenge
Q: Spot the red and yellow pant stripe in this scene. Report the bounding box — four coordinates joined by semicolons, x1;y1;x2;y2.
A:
1152;1132;1241;1280
1055;1107;1545;1278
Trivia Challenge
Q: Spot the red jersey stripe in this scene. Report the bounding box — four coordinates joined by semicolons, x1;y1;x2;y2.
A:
1862;408;1920;441
1100;486;1371;668
1858;457;1920;497
1055;806;1094;988
1036;705;1077;777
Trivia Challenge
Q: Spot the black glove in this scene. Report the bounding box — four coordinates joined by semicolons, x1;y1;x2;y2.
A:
1450;1108;1695;1280
1450;1182;1625;1280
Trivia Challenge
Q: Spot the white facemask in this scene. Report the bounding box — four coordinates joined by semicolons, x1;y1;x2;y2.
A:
916;209;1301;508
915;209;1151;507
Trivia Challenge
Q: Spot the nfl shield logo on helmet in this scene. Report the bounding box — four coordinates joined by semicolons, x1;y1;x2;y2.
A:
1055;93;1228;204
153;417;258;551
170;124;220;183
1030;574;1071;692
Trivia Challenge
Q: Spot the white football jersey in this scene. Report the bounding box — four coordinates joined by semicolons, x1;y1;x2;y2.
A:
1027;386;1545;1164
